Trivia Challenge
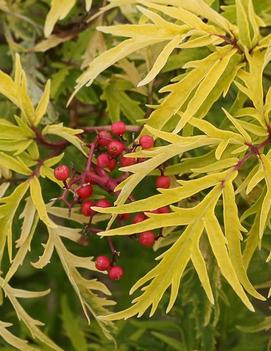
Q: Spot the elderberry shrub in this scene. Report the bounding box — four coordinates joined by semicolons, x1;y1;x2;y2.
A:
53;123;171;282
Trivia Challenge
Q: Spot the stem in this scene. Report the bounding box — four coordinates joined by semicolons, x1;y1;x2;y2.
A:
83;125;141;133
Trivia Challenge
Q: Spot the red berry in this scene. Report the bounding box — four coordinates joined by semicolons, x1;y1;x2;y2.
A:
76;184;93;199
97;131;112;146
139;135;154;149
108;158;116;171
111;121;126;136
132;213;146;224
108;265;124;280
96;198;111;208
81;200;95;217
54;165;70;181
95;256;111;271
119;213;129;221
108;140;125;157
158;206;170;213
97;153;110;168
138;231;155;247
156;175;170;189
120;156;137;167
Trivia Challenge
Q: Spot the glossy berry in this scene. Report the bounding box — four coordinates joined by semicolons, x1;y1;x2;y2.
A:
108;158;116;171
111;121;126;136
139;135;154;149
107;140;125;157
81;200;95;217
132;213;146;224
97;153;110;168
96;198;111;208
97;130;112;146
54;165;70;181
156;175;171;189
95;256;111;271
120;156;137;167
138;231;156;247
76;184;93;199
108;265;124;280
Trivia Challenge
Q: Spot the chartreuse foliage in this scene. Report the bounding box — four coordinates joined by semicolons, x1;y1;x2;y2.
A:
0;55;115;349
68;0;270;323
0;0;270;350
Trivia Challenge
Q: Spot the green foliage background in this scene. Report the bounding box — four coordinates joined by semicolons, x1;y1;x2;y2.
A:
0;0;270;350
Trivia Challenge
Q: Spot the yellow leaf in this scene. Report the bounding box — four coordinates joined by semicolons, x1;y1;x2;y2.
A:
44;0;76;37
138;35;181;87
246;165;264;194
222;108;252;143
100;186;221;321
259;155;271;239
173;47;237;133
0;321;38;351
69;37;169;104
34;34;74;52
96;172;224;216
204;209;254;311
0;181;29;262
34;80;51;126
223;181;265;300
85;0;92;11
29;176;57;228
42;123;86;155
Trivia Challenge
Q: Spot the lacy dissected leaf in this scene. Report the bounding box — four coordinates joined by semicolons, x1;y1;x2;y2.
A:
222;181;265;300
100;187;222;321
4;213;39;285
0;181;29;261
42;123;86;155
259;155;271;239
0;280;62;351
29;176;57;228
0;321;39;351
43;227;116;341
236;0;261;48
70;6;188;102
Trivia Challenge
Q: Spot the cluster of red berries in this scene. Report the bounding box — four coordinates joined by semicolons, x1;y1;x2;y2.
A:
53;121;172;281
95;255;124;280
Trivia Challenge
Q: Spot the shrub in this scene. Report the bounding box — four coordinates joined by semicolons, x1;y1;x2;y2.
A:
0;0;270;350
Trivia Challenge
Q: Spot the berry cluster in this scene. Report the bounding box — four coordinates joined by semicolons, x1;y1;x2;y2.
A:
54;121;172;281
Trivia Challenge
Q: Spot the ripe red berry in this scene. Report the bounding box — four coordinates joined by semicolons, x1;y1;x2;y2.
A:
54;165;70;181
132;213;146;224
95;256;111;271
108;265;124;280
119;213;129;221
120;156;137;167
107;140;125;157
81;200;95;217
97;153;110;168
97;130;112;146
139;135;154;149
111;121;126;136
157;206;170;213
108;158;116;171
96;198;111;208
76;184;93;199
156;175;171;189
138;231;156;247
